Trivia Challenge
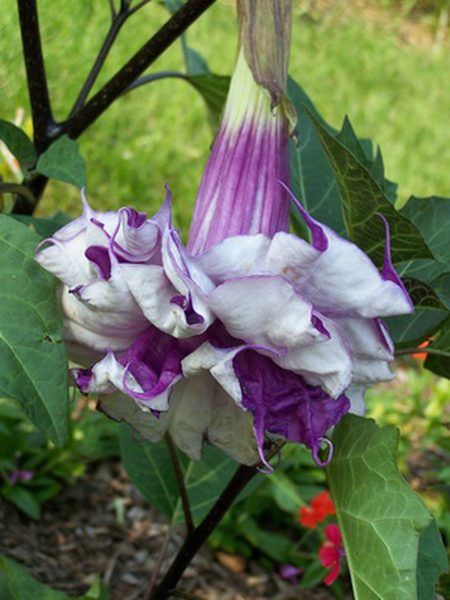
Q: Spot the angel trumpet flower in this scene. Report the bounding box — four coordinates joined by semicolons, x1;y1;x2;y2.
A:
36;1;413;467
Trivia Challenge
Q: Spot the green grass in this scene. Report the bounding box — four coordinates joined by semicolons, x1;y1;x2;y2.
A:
0;0;449;234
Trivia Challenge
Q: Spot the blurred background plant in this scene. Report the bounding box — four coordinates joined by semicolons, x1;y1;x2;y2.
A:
1;0;449;230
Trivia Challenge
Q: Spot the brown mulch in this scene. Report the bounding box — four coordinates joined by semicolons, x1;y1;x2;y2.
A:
0;462;334;600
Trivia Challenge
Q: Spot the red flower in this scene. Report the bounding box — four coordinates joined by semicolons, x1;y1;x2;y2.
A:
319;524;344;586
412;340;429;361
298;491;335;529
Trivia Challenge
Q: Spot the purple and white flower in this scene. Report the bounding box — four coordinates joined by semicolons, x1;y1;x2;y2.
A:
36;5;412;467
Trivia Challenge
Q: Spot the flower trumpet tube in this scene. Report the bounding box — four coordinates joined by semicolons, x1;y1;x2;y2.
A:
187;47;290;254
36;0;413;468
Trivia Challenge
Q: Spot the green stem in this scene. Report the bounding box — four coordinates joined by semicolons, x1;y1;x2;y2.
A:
395;347;450;359
165;433;194;535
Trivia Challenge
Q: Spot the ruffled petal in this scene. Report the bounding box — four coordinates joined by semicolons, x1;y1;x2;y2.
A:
286;188;413;318
161;226;215;333
36;211;91;288
197;231;319;284
207;275;316;350
61;286;146;354
73;327;193;412
273;315;353;398
120;263;210;338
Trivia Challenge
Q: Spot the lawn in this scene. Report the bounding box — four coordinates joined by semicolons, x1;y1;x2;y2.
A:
0;0;449;233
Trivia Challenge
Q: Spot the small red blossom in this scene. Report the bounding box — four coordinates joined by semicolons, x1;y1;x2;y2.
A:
412;340;430;361
298;491;335;529
319;524;344;586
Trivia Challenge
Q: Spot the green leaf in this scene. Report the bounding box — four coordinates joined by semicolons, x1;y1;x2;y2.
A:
2;486;41;520
238;515;301;564
416;520;448;600
36;136;86;188
288;79;397;237
395;259;448;286
288;79;345;234
401;196;450;265
119;425;244;524
11;214;72;240
304;107;433;265
268;470;305;513
424;320;450;378
80;577;109;600
328;415;432;600
0;216;69;446
183;46;210;76
0;120;36;172
187;74;229;126
0;554;69;599
386;278;449;345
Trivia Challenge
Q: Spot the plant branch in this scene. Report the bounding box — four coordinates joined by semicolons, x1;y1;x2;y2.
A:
395;347;450;359
0;183;37;212
65;0;217;138
123;71;187;94
69;0;152;116
150;443;282;600
17;0;54;153
165;433;194;535
128;0;153;17
108;0;117;18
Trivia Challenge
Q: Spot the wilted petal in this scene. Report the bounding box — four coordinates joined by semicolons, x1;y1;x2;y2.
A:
233;350;349;462
99;392;170;442
168;373;258;464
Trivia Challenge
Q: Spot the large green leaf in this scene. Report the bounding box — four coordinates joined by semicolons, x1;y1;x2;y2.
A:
0;216;68;446
12;214;72;240
0;120;36;172
416;519;448;600
288;79;399;237
401;196;450;265
304;108;433;266
0;555;68;600
386;278;449;345
35;135;86;188
119;425;239;524
327;415;432;600
288;79;345;234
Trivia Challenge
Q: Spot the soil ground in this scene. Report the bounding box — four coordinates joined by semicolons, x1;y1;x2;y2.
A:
0;462;335;600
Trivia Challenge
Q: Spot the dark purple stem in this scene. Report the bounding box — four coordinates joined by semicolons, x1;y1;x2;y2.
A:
149;442;283;600
165;433;194;535
150;463;258;599
69;0;152;116
13;0;217;215
64;0;217;139
17;0;54;154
